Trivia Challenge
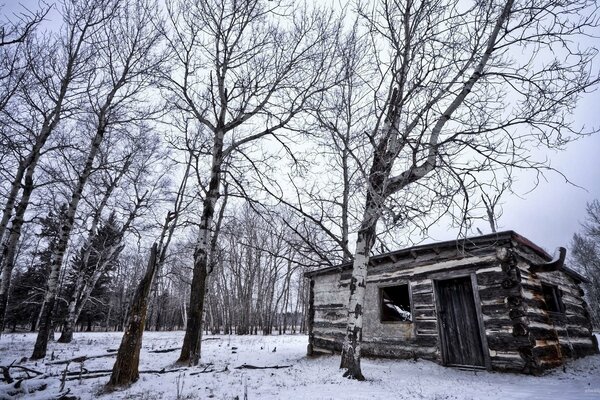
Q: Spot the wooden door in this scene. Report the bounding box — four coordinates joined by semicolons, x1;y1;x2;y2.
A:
436;276;485;367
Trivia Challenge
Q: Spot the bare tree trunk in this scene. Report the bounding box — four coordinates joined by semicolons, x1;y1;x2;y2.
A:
178;129;224;365
31;119;106;359
0;160;26;245
58;159;131;343
339;215;377;381
107;244;157;386
0;173;34;332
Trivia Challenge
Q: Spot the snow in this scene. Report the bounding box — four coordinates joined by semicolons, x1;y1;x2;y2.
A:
0;331;599;399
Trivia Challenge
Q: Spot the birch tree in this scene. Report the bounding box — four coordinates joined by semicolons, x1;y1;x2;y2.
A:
336;0;600;379
163;0;339;365
31;0;164;359
57;125;168;343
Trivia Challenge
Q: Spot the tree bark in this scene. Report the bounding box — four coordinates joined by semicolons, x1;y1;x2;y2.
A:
0;174;34;332
178;130;224;365
0;160;26;246
339;208;377;381
107;244;157;386
31;120;106;360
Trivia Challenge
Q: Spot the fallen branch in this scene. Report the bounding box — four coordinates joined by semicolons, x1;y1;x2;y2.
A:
141;368;186;374
55;387;78;400
64;367;186;381
234;364;292;370
48;353;117;365
1;364;43;383
65;372;111;381
1;365;13;383
148;347;179;354
148;338;219;354
64;368;112;377
188;363;220;375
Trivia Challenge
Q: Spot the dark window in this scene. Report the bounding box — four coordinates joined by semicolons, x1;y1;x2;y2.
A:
542;283;565;313
380;284;411;322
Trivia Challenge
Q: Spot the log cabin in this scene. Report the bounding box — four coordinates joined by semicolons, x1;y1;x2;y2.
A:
305;231;598;374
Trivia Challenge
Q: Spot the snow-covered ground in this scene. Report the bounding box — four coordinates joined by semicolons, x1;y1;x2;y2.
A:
1;331;599;400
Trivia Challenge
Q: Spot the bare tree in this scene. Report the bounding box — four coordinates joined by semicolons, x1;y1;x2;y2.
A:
162;0;339;365
108;149;193;386
333;0;600;379
480;178;511;233
570;200;600;328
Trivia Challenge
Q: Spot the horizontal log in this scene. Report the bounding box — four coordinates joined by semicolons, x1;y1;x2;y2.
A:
480;303;509;318
489;352;527;372
415;329;438;336
482;317;513;331
362;342;438;361
486;332;532;351
476;271;510;287
413;309;436;320
313;321;347;330
413;335;438;347
562;314;593;328
571;342;600;357
529;328;560;341
313;303;345;310
479;286;520;302
312;337;342;352
532;344;561;360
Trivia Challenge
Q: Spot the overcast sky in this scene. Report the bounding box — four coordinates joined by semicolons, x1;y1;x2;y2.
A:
429;90;600;254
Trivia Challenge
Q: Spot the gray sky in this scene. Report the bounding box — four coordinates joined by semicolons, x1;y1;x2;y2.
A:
429;90;600;254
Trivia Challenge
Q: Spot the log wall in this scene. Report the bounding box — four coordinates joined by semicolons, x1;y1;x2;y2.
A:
519;262;599;370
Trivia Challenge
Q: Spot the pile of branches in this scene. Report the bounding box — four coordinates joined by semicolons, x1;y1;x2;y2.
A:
0;362;77;399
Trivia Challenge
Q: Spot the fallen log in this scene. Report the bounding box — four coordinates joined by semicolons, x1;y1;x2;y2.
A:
234;364;292;370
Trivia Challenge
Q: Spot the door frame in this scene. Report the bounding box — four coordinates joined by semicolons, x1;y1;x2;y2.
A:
433;272;491;370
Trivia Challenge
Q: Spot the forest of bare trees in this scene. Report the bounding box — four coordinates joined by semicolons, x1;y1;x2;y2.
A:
0;0;598;390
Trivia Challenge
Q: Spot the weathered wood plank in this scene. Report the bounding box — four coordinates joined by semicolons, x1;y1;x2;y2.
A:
414;320;437;331
411;292;434;305
413;308;436;320
411;282;433;294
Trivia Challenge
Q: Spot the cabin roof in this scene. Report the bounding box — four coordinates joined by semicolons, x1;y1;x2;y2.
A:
304;230;586;282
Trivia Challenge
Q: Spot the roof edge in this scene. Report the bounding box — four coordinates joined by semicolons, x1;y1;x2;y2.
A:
304;230;556;278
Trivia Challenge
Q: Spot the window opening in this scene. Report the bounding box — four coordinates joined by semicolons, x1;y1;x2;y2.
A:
542;283;565;313
380;285;411;322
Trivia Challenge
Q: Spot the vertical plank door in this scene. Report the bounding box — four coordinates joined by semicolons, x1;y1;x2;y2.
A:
437;276;485;367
